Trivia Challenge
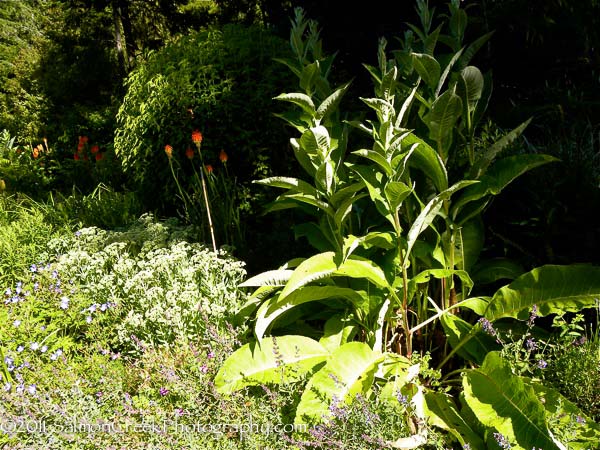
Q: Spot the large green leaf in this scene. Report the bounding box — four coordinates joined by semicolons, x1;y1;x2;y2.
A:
255;176;321;197
385;181;412;213
458;66;484;114
352;148;393;176
255;286;367;340
404;133;448;191
406;180;477;261
315;82;351;123
422;90;462;160
351;164;395;227
300;125;331;157
471;258;524;285
279;252;390;301
412;53;441;89
453;154;559;219
215;336;329;394
424;392;485;449
240;269;294;287
295;342;383;424
468;119;532;179
463;351;564;449
319;315;358;353
456;217;484;272
273;92;315;115
485;264;600;321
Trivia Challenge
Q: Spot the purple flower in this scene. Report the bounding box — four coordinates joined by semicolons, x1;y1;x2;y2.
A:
537;359;548;369
576;415;586;424
478;318;497;337
27;384;37;395
528;304;538;326
493;432;511;449
396;392;409;406
30;342;39;351
16;345;24;353
30;264;38;273
3;383;11;392
525;338;536;350
50;349;63;361
75;231;81;237
40;345;48;353
13;320;21;327
159;387;169;396
207;350;215;359
200;364;208;374
86;316;93;324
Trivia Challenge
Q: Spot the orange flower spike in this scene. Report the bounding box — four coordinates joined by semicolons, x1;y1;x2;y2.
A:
191;130;203;147
95;152;103;161
219;149;228;163
164;144;173;159
90;145;100;154
74;153;80;160
185;147;194;160
205;164;213;174
81;136;89;144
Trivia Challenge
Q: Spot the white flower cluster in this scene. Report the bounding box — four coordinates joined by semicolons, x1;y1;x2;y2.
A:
48;215;247;354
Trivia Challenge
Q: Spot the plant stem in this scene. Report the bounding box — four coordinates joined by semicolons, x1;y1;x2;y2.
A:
199;166;217;253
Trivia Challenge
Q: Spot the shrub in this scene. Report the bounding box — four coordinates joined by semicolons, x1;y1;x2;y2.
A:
47;214;247;355
114;23;295;215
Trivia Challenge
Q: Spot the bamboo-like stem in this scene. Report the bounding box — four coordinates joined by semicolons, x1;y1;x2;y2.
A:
199;166;217;253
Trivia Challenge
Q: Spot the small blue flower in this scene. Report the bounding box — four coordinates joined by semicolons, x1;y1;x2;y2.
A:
16;345;24;353
40;345;48;353
75;230;81;237
30;342;39;351
525;338;536;350
52;270;59;279
27;384;36;395
100;303;108;312
13;319;21;327
3;382;11;392
86;316;93;324
576;415;586;424
30;264;38;273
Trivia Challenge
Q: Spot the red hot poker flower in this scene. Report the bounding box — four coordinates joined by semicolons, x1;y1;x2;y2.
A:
185;147;194;160
205;164;213;174
90;145;100;154
219;149;228;163
164;144;173;159
191;130;203;145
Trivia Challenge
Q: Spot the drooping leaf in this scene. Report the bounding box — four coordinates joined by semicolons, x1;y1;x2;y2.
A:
471;258;524;285
295;342;383;424
319;315;358;353
412;268;474;296
406;180;477;261
456;217;484;272
422;90;462;160
464;352;564;450
412;53;441;89
240;270;294;287
351;164;395;227
485;265;600;321
458;66;484;114
255;176;321;197
315;82;351;123
279;252;390;301
273;92;316;115
404;133;448;191
469;119;532;179
300;125;331;157
453;154;559;219
215;336;329;394
255;286;367;340
385;181;412;213
424;392;485;449
352;148;393;176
